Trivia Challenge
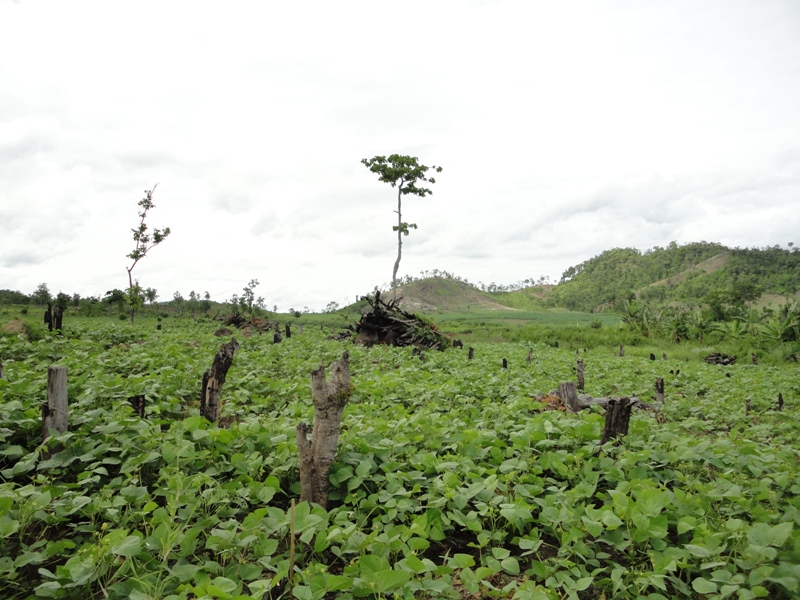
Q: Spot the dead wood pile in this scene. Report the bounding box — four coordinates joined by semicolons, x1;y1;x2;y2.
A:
703;353;737;365
354;291;449;350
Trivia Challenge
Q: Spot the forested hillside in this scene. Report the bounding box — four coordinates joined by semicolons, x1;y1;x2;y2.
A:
551;242;800;312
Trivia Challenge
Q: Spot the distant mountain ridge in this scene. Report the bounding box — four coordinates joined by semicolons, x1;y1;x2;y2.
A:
389;242;799;314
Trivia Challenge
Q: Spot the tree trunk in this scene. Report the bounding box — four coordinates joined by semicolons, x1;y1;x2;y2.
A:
557;382;582;412
296;352;352;509
44;304;53;331
392;186;403;303
43;366;68;456
576;359;585;391
601;397;634;444
53;305;63;331
200;338;239;422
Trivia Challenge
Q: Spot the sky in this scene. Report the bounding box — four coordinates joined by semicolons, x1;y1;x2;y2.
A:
1;0;799;311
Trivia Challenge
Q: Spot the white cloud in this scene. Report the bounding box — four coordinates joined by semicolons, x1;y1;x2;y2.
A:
1;0;799;309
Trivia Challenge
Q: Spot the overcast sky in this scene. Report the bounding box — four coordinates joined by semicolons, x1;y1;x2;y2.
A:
2;0;799;311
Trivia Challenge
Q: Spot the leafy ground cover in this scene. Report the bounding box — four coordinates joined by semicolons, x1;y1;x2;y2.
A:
1;318;800;599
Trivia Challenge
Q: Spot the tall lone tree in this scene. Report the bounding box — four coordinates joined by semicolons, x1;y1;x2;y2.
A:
361;154;442;302
126;185;171;323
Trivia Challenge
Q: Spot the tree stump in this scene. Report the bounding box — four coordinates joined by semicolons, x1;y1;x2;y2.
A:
601;397;634;445
502;358;508;369
54;305;63;331
44;304;53;331
42;366;68;456
285;323;291;339
128;394;146;418
296;352;352;509
273;332;282;344
468;347;474;360
200;338;239;422
576;359;585;391
526;348;533;363
655;377;665;404
0;358;3;380
778;393;784;411
619;344;624;357
557;382;581;412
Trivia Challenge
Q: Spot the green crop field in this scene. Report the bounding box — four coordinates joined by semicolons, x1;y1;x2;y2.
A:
1;315;800;599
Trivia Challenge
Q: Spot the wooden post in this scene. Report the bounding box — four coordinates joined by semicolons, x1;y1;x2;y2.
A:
296;352;351;509
54;305;63;331
502;358;508;369
285;323;291;339
42;366;68;454
655;377;664;404
0;358;3;379
526;348;533;363
44;304;53;331
557;382;581;412
200;338;239;422
619;344;624;357
273;332;282;344
576;359;585;391
600;397;634;445
468;347;474;360
778;393;784;411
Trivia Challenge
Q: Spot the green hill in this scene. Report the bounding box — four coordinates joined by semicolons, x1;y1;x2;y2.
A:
552;242;800;312
383;242;799;317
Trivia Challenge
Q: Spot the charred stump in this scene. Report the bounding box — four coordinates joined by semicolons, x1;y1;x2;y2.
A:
200;338;239;422
601;397;634;445
296;352;352;509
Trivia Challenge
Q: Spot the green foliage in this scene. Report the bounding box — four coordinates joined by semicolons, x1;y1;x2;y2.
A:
1;317;800;598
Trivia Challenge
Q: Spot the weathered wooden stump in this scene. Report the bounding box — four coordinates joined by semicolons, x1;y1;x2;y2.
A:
468;347;474;360
296;352;351;509
42;366;68;456
285;323;291;339
655;377;665;404
200;338;239;422
619;344;624;357
778;393;784;411
601;397;634;445
526;348;533;363
557;382;581;412
576;359;585;391
502;358;508;369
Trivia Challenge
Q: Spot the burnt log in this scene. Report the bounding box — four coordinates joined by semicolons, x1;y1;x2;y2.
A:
601;397;635;444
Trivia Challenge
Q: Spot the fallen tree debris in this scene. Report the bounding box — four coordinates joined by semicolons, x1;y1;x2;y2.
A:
354;291;449;350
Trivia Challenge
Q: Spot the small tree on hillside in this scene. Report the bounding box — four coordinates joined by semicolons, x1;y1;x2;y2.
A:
126;185;171;323
361;154;442;303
